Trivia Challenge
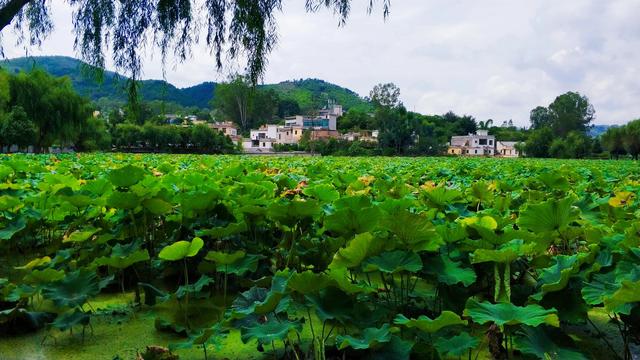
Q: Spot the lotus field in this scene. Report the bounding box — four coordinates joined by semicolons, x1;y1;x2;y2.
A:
0;154;639;359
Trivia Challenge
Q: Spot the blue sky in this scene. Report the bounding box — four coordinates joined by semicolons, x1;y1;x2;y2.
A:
2;0;639;126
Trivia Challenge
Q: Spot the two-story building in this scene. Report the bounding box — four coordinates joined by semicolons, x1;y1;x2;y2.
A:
448;130;521;157
449;130;496;156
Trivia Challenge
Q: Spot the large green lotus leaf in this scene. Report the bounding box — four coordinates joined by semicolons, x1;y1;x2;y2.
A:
461;215;498;231
538;172;570;191
422;186;463;209
471;239;536;264
253;273;291;315
0;164;14;181
287;271;335;294
428;254;476;287
436;223;468;244
23;268;66;284
50;309;90;331
323;196;382;237
0;216;26;240
267;199;320;227
143;198;173;215
196;222;247;239
205;250;246;265
63;227;100;243
329;232;384;269
604;280;640;312
514;326;587;360
463;299;559;327
240;318;302;345
382;209;444;252
108;165;146;188
302;183;340;202
15;256;51;270
42;270;113;308
363;250;422;274
95;249;150;269
467;181;494;203
176;275;213;300
218;254;263;276
231;287;269;317
433;332;480;358
305;286;354;323
582;271;618;306
180;190;223;213
0;195;21;211
106;191;140;209
370;335;413;360
517;196;579;233
531;253;593;300
158;237;204;261
394;311;466;333
336;324;392;350
327;267;376;295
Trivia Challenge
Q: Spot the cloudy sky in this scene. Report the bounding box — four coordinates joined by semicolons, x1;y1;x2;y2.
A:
3;0;640;126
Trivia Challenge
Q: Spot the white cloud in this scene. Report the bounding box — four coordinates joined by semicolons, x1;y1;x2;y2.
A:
2;0;639;125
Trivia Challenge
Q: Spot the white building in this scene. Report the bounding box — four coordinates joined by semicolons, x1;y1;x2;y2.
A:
449;130;496;156
283;104;342;131
496;141;520;157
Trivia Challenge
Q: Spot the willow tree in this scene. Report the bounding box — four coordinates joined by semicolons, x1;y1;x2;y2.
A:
0;0;390;84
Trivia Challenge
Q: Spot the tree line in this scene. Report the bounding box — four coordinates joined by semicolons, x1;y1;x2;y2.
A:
0;68;235;154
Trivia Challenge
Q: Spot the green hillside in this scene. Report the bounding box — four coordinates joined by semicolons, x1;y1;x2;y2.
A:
0;56;370;112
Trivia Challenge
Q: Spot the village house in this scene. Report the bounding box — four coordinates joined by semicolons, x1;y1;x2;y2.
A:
496;141;520;157
242;103;344;152
341;130;379;143
448;130;520;157
210;121;242;144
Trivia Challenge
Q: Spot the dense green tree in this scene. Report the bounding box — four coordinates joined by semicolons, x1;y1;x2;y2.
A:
548;92;595;137
277;99;301;118
8;69;92;152
529;106;553;130
601;126;627;159
213;75;253;132
443;111;477;135
564;131;592;159
377;106;414;154
0;106;37;151
369;83;401;109
77;116;112;151
524;127;554;158
622;120;640;160
0;1;389;84
338;109;374;131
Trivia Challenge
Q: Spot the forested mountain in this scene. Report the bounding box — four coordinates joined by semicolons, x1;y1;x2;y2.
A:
0;56;370;112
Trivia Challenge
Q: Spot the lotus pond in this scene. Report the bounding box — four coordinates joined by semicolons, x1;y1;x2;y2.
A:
0;154;639;360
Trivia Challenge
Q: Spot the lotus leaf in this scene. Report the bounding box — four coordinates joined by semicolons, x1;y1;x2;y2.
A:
108;165;146;187
42;270;113;308
205;250;246;265
517;196;579;233
158;237;204;261
15;256;51;270
51;309;90;331
363;250;422;274
329;232;383;269
143;198;173;215
336;324;392;350
240;318;302;345
464;299;559;327
394;311;466;333
514;326;587;360
428;254;477;287
433;332;480;358
63;227;100;243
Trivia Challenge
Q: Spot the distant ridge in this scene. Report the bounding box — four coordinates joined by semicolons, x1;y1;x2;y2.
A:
0;56;370;111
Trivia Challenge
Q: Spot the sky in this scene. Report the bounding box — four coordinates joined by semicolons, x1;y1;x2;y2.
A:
3;0;640;126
